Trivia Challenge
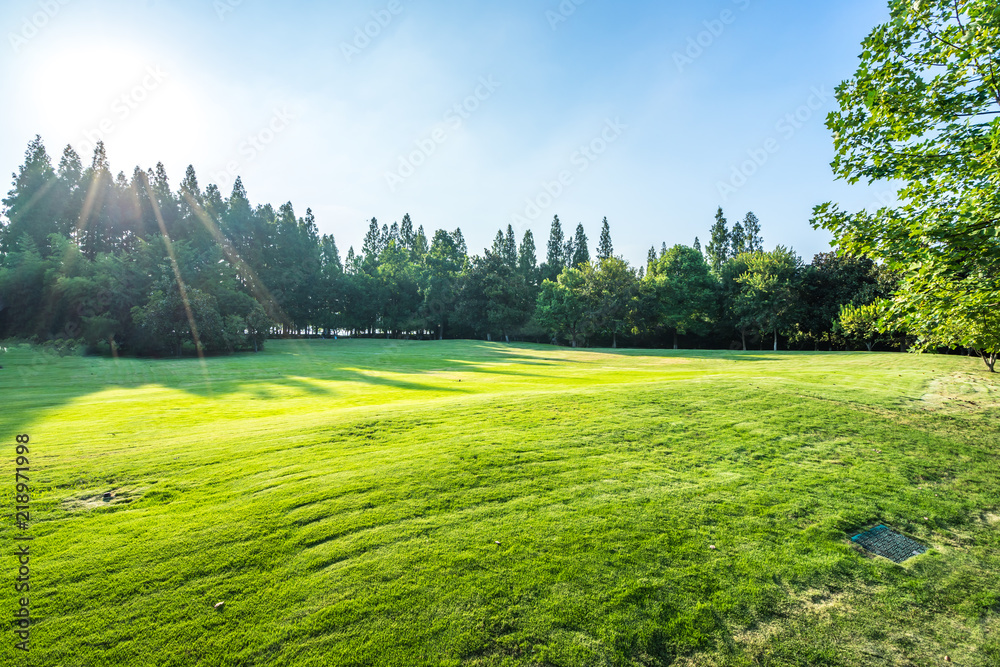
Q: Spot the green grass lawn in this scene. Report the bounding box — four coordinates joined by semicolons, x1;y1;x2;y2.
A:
2;340;999;666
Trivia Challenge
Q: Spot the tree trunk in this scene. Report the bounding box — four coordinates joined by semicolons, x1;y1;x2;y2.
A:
673;330;678;350
613;332;617;349
741;330;747;351
979;350;997;373
438;324;443;341
773;330;778;352
865;342;873;352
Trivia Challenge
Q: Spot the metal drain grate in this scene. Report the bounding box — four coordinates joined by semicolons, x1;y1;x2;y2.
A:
852;525;927;563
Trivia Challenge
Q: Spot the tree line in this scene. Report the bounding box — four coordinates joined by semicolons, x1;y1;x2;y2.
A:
0;137;901;356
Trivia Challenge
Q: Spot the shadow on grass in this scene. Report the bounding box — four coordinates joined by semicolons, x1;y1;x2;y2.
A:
0;339;486;437
0;338;877;439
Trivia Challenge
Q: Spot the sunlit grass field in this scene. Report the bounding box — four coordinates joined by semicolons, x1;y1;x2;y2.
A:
2;340;999;666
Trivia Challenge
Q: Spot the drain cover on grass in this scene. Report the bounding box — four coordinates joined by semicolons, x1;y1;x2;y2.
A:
852;525;927;563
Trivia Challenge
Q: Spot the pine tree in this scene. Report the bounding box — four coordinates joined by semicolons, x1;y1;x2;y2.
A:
203;183;224;222
546;215;564;268
151;162;179;241
57;145;82;178
321;234;342;272
90;140;110;173
543;215;565;281
222;176;259;276
647;246;658;272
303;208;318;237
50;145;84;245
345;246;359;273
491;229;506;258
596;217;613;261
361;218;381;267
743;211;763;253
414;226;430;257
571;223;589;266
518;230;537;280
400;213;414;250
55;146;83;228
0;135;57;256
693;236;702;253
176;165;208;244
77;142;115;258
180;165;200;199
731;219;746;256
503;225;518;267
706;207;731;274
451;228;467;257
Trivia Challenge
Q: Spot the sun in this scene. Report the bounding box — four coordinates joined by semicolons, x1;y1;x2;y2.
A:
27;41;208;172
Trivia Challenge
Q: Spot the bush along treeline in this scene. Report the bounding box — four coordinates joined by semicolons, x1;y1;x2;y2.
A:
1;137;905;356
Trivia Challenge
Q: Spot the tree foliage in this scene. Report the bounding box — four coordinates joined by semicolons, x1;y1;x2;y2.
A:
597;217;614;262
705;207;730;274
645;246;716;348
737;247;804;352
813;0;1000;370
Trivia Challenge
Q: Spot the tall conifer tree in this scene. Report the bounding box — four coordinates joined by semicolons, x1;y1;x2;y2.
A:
706;207;731;274
597;217;613;261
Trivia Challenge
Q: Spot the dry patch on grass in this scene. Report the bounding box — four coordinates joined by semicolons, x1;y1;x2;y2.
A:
727;586;960;666
522;348;693;367
63;487;142;512
937;510;1000;551
671;655;723;666
730;588;853;654
918;371;1000;412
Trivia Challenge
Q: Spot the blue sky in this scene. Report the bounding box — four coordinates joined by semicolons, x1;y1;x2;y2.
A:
1;0;893;266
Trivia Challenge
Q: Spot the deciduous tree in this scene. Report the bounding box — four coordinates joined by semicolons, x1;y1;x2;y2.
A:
813;0;1000;370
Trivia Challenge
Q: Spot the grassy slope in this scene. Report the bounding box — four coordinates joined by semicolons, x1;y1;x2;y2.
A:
1;340;999;666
